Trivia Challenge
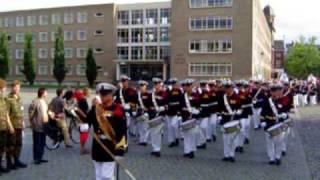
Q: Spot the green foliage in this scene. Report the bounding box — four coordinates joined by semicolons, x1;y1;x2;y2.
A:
285;36;320;79
53;27;67;85
85;47;98;87
21;33;36;85
0;33;11;79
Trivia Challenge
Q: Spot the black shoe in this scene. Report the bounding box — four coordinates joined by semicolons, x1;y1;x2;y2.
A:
222;157;230;162
183;153;189;157
206;139;212;143
7;159;17;170
151;152;161;157
229;157;236;162
189;152;194;159
282;151;286;156
34;160;41;165
175;139;180;146
275;159;281;165
212;135;216;142
14;160;27;168
238;147;244;153
40;159;49;163
197;144;206;149
0;166;9;173
268;160;275;165
138;142;147;146
168;142;175;148
244;138;250;144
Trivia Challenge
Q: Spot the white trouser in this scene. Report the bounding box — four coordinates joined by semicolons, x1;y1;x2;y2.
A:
150;124;163;152
166;115;180;144
223;131;238;158
243;117;251;139
93;161;116;180
310;95;317;105
298;94;308;106
183;127;197;154
265;133;284;161
137;121;149;143
196;117;208;146
236;118;247;147
281;128;291;152
293;95;299;107
252;108;262;128
208;114;218;137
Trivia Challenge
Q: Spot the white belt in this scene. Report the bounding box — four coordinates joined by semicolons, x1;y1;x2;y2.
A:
169;102;180;106
242;104;252;108
99;135;108;140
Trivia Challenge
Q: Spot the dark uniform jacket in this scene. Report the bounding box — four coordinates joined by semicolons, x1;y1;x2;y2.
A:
136;91;152;116
260;97;287;131
181;92;200;122
199;89;212;118
238;89;253;118
114;87;138;111
87;103;127;162
149;90;168;119
219;92;241;125
166;87;183;116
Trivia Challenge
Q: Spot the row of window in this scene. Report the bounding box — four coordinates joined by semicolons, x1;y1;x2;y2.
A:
0;11;98;28
11;48;90;60
189;40;232;53
189;62;232;77
118;8;171;26
189;16;233;30
117;27;169;43
14;64;86;76
189;0;233;8
117;46;170;60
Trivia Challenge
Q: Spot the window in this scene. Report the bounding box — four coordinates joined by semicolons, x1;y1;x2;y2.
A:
27;15;37;26
160;46;171;60
145;28;157;42
64;30;73;41
16;33;24;43
64;48;73;58
145;46;157;60
38;65;48;75
15;65;24;75
94;30;104;36
189;40;232;53
7;34;13;43
31;33;37;42
38;48;48;59
117;47;129;60
189;63;232;76
189;0;233;8
117;29;129;43
160;9;171;25
4;17;14;27
51;31;58;41
131;10;143;25
146;9;158;25
76;64;86;76
39;15;49;25
117;11;129;25
77;12;87;23
15;49;24;59
77;48;87;58
16;16;24;27
0;18;2;28
66;65;73;75
131;46;143;60
95;12;104;18
160;27;169;42
94;48;104;54
39;32;48;42
77;30;87;41
64;13;74;24
52;13;61;25
189;16;233;30
131;28;143;43
51;48;55;58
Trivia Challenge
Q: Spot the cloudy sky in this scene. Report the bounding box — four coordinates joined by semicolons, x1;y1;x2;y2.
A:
0;0;316;42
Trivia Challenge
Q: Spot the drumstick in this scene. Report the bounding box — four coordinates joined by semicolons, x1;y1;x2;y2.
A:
93;133;137;180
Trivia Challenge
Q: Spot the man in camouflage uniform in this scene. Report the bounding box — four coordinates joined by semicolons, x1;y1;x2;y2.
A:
6;80;27;169
0;79;14;175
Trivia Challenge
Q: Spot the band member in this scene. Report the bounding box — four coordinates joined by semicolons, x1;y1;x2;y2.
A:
251;81;267;130
260;83;286;165
298;81;308;106
87;83;127;180
220;81;241;162
0;79;14;174
114;75;138;137
149;78;167;157
308;82;318;105
135;80;151;146
235;81;252;153
166;78;183;147
6;80;27;169
180;79;200;158
207;80;219;142
197;80;211;149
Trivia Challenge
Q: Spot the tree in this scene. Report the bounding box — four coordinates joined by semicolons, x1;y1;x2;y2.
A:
285;36;320;79
53;27;67;85
0;33;11;79
21;33;36;85
85;47;98;87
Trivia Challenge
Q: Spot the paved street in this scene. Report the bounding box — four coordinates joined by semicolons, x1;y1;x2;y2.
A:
0;89;316;180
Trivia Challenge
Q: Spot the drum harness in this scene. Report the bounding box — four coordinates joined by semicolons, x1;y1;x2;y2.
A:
223;94;241;143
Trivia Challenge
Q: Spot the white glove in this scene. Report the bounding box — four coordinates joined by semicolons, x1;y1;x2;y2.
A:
236;109;243;115
132;111;137;117
114;156;123;161
158;106;165;112
260;122;267;128
143;113;149;118
281;113;288;119
124;104;131;110
220;127;226;133
191;108;200;115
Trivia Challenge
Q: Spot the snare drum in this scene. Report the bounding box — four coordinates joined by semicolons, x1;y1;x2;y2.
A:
148;116;164;128
284;119;294;128
136;114;148;123
267;123;284;137
180;119;196;131
223;121;241;134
